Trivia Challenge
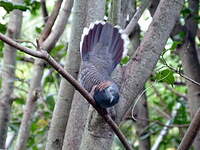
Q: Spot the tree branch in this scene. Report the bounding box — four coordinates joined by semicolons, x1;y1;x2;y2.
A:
123;0;151;35
39;0;63;43
177;107;200;150
41;0;74;51
0;33;133;150
40;0;49;23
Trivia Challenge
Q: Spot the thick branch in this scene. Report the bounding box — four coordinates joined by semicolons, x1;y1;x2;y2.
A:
0;33;133;150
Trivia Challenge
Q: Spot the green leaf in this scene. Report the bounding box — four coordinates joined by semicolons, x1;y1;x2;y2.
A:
170;41;182;51
120;56;130;65
35;26;42;33
44;75;54;84
0;41;4;55
27;136;35;147
14;97;25;105
0;23;7;34
13;3;29;11
173;32;186;42
194;16;200;21
46;95;55;111
0;0;29;12
31;122;38;132
174;103;189;124
181;8;191;17
29;0;40;15
53;44;65;51
155;69;175;84
51;44;65;56
0;0;13;12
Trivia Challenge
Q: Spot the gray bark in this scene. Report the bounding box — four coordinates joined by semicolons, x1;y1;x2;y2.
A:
62;0;105;149
79;0;183;149
177;0;200;149
80;107;114;150
126;3;150;149
0;0;23;148
45;0;87;149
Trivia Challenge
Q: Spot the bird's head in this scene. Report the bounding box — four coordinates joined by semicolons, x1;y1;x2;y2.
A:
93;81;119;108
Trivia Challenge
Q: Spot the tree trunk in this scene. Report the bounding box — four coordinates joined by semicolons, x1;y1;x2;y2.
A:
125;2;150;149
177;0;200;149
62;0;105;149
0;0;23;148
80;107;114;150
116;0;183;121
15;0;73;149
178;31;200;150
80;0;184;149
45;0;87;149
15;59;44;150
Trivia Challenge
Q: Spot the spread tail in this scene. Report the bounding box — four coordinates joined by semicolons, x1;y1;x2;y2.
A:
80;21;129;69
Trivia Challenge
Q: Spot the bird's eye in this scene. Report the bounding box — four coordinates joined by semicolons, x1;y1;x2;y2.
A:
110;89;115;94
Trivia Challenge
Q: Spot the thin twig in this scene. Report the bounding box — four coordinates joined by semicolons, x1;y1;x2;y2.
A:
0;33;133;150
162;57;200;87
123;0;151;35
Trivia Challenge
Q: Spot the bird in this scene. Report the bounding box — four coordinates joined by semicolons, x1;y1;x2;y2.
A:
79;21;128;108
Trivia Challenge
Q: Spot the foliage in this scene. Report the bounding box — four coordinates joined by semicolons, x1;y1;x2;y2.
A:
0;0;40;14
0;0;199;150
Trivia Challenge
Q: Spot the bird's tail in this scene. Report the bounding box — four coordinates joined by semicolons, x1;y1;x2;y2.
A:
80;21;129;69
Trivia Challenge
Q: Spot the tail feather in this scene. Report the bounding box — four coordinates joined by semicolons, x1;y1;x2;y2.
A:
99;23;113;45
80;21;129;70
